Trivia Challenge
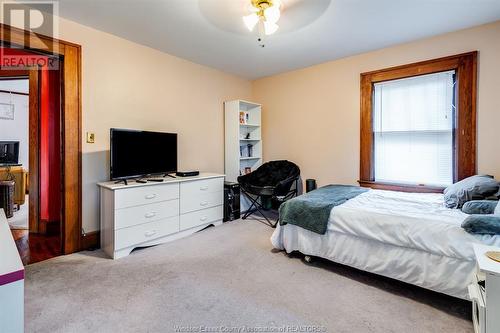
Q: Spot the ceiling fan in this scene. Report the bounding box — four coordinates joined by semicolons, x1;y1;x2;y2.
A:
243;0;282;36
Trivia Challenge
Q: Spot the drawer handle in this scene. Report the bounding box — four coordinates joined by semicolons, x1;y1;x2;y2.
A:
200;186;209;191
200;201;209;207
200;216;208;222
145;194;157;200
144;230;157;237
145;212;157;219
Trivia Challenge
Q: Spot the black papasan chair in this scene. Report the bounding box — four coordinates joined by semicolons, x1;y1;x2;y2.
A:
237;160;300;227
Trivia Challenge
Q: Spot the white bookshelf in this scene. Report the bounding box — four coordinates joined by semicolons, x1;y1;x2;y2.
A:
224;99;263;184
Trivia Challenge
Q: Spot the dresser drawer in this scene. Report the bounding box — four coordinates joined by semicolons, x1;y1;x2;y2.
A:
180;191;223;214
180;177;223;197
180;205;223;230
115;183;179;209
115;200;179;230
114;217;179;250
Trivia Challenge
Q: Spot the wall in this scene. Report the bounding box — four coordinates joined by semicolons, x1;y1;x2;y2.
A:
0;81;28;168
253;21;500;188
55;18;253;233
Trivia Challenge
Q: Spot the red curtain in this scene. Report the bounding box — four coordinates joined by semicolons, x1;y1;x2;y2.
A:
39;65;61;222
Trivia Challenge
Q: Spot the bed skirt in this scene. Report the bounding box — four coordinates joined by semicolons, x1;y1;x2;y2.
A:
271;224;474;300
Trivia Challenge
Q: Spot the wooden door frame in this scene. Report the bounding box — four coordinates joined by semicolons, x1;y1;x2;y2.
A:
0;23;82;254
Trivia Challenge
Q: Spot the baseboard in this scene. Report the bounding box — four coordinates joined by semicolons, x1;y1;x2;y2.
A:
81;231;100;251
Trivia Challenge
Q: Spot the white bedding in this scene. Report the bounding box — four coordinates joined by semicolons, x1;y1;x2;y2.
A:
271;189;500;299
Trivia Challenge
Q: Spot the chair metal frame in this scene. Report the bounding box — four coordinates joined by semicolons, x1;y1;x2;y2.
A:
241;178;299;227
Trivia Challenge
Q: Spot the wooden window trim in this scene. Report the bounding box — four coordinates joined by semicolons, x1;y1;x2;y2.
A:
359;52;477;193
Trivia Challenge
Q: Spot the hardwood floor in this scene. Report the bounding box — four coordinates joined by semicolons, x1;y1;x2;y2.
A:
11;229;62;265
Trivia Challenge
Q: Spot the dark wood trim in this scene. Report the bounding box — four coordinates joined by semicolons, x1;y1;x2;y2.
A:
0;69;29;77
0;23;81;56
28;69;40;233
359;52;478;192
61;44;82;254
81;231;100;251
1;24;82;254
358;181;445;193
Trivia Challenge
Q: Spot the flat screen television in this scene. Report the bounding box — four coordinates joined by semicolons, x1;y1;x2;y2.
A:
110;129;177;180
0;141;20;165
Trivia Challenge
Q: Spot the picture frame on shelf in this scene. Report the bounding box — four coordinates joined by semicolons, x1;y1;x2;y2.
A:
239;111;249;124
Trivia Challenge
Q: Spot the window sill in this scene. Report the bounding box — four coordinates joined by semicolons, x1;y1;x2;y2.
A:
358;180;445;193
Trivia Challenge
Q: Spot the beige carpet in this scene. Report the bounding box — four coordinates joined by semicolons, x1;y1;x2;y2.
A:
25;219;472;333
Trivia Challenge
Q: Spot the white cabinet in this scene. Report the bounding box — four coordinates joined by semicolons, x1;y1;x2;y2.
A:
98;173;224;259
469;244;500;333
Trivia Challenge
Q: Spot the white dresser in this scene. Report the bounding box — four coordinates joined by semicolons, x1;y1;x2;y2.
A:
469;244;500;333
98;173;224;259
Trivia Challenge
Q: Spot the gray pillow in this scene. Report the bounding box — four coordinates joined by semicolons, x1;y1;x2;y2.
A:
444;175;499;208
462;215;500;235
462;200;498;215
495;201;500;216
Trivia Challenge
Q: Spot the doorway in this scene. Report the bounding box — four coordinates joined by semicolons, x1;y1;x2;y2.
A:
0;55;63;264
0;24;83;262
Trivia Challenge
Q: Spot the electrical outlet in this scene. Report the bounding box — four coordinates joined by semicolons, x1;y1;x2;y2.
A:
86;132;95;144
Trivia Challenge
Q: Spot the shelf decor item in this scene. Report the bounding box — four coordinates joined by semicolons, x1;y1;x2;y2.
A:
239;111;249;124
247;144;253;157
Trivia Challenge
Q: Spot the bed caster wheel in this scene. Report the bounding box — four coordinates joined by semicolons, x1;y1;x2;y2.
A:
304;255;313;263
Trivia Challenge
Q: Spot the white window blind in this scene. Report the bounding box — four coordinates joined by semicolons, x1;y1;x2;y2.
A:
373;71;455;186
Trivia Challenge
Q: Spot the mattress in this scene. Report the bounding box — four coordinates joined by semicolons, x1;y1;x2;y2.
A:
271;189;500;299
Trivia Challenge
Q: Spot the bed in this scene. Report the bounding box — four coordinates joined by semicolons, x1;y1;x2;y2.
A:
271;188;500;299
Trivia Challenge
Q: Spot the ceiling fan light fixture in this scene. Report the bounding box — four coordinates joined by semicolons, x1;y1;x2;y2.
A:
243;13;260;31
263;21;279;35
244;0;281;35
264;5;280;23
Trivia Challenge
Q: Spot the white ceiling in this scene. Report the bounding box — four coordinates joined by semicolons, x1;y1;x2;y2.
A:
54;0;500;79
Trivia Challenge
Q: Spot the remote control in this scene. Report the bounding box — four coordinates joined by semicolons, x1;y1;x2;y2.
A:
136;179;147;184
147;178;164;182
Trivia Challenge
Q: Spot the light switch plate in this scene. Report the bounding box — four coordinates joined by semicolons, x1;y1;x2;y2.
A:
86;132;95;144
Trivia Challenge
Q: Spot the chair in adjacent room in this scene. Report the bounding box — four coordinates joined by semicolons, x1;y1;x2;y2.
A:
237;160;300;227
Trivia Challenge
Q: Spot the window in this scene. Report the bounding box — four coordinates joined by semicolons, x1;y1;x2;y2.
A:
359;52;477;192
373;71;455;186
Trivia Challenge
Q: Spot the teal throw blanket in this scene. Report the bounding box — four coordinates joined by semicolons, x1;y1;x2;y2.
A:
279;185;368;234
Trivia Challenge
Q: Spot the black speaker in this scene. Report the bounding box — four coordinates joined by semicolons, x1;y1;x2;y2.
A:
306;179;317;193
224;181;240;222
